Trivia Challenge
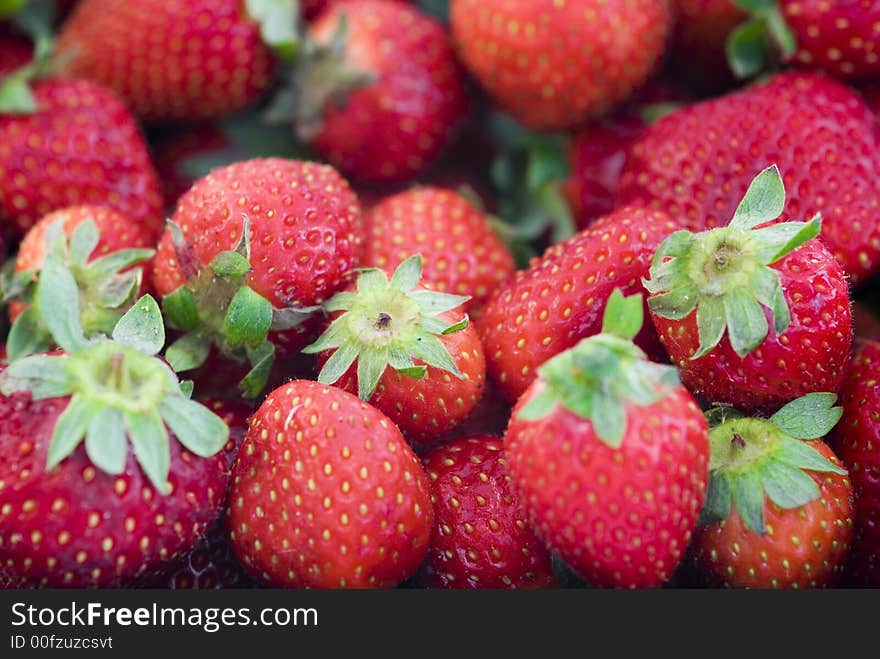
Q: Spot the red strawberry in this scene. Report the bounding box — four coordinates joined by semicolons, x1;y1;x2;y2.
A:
362;187;515;313
292;0;468;183
832;339;880;586
0;78;164;238
419;436;555;589
504;290;710;588
478;206;680;403
152;158;363;398
644;165;852;413
0;282;231;587
694;394;854;588
449;0;672;130
306;255;486;448
228;379;434;588
56;0;281;122
669;0;746;92
0;28;31;77
616;71;880;284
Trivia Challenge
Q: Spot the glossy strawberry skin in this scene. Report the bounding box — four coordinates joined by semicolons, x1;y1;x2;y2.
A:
478;207;680;403
782;0;880;80
308;0;468;183
0;79;164;239
0;389;227;588
617;72;880;284
363;187;515;313
505;383;709;588
317;295;486;448
153;158;363;353
650;235;852;413
694;441;854;589
228;380;434;588
449;0;672;131
57;0;275;122
419;437;555;589
832;339;880;586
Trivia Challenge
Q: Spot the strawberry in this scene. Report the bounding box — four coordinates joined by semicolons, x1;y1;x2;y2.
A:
478;206;680;404
643;165;852;413
449;0;673;131
669;0;746;92
832;339;880;586
285;0;467;183
504;290;710;588
0;78;164;238
4;206;155;362
0;264;230;587
228;379;434;588
56;0;287;122
362;187;515;313
418;436;556;589
152;158;363;398
305;255;486;448
693;394;854;588
0;28;31;77
616;72;880;284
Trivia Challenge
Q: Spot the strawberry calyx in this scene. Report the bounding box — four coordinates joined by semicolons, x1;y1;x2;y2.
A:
243;0;300;62
160;218;317;399
303;254;470;401
700;392;847;535
0;0;62;113
0;255;229;494
2;217;154;362
643;164;821;359
515;289;681;448
726;0;796;79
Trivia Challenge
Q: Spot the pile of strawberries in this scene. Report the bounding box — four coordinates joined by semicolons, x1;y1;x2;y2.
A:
2;0;880;590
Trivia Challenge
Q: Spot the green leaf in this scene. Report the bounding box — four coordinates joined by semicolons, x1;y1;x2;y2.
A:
600;289;643;341
210;250;251;278
730;469;766;535
6;305;51;361
164;332;211;372
324;292;357;313
316;340;360;386
730;165;785;229
225;286;273;347
387;344;416;371
590;387;627;448
239;341;276;399
179;380;194;399
516;386;560;421
775;435;848;475
760;460;821;510
244;0;300;61
751;215;822;264
162;287;200;332
766;4;797;57
36;253;89;353
0;354;72;399
770;393;843;440
68;219;100;267
692;295;727;359
270;305;320;331
645;286;699;321
410;290;470;315
83;248;155;286
302;315;348;354
46;395;95;470
95;272;141;310
160;395;229;458
751;266;790;336
723;290;769;357
356;347;389;401
409;331;461;378
125;409;171;494
700;471;732;526
726;17;770;80
356;269;388;295
440;316;469;335
84;407;127;475
0;74;37;114
390;254;423;292
112;295;165;356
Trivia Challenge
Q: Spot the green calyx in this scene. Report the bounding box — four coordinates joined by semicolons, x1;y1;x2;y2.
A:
700;392;847;535
727;0;796;79
2;219;154;362
0;287;229;495
161;217;317;399
644;164;821;359
516;289;681;448
304;254;470;401
244;0;300;62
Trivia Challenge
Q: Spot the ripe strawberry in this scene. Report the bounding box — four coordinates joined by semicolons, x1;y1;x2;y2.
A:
306;255;486;448
669;0;746;92
362;187;515;313
504;290;710;588
56;0;283;122
644;165;852;413
0;78;164;238
616;72;880;283
291;0;467;183
0;276;230;587
419;437;556;589
832;339;880;586
449;0;672;131
4;206;155;362
152;158;363;397
228;379;434;588
694;394;854;588
478;206;680;403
